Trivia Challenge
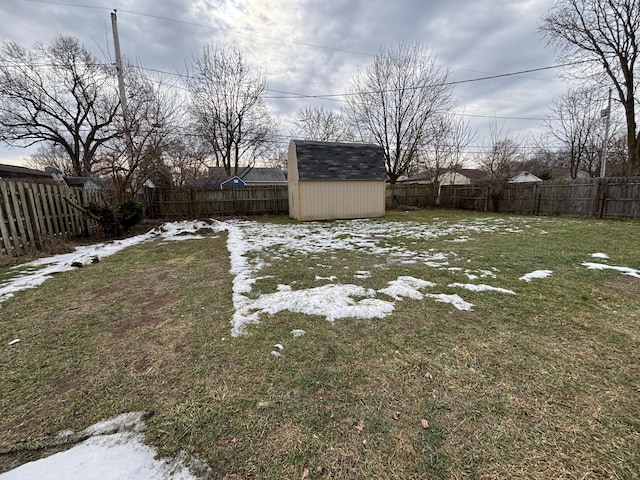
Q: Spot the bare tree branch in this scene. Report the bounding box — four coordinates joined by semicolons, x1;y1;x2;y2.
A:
185;45;279;176
345;43;455;183
0;36;120;176
540;0;640;174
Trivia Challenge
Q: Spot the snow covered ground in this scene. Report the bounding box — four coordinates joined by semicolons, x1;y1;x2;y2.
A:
2;216;639;478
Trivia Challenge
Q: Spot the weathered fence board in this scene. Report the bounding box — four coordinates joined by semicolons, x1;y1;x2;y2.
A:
0;179;101;256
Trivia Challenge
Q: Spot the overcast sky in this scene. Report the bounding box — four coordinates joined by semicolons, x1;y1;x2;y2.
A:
0;0;591;166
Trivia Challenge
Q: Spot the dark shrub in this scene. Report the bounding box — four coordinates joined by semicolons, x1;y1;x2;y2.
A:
87;200;143;236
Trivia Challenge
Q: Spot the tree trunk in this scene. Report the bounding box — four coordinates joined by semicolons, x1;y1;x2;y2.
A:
622;91;638;176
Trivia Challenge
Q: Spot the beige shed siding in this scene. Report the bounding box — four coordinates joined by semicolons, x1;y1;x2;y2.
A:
293;180;385;221
287;141;299;180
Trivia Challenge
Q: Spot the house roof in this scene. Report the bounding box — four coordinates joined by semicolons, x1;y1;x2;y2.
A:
64;176;105;188
0;164;52;180
206;167;287;185
509;171;543;183
456;168;485;180
220;176;246;188
398;168;486;184
291;140;386;180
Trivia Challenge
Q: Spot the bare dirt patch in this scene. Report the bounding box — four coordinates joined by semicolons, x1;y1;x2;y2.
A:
108;292;181;337
603;274;640;296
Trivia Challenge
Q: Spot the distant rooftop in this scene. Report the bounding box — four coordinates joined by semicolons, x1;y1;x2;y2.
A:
0;164;52;180
206;166;286;185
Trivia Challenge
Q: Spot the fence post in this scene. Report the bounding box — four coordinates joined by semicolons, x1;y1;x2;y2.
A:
273;185;278;214
589;179;600;218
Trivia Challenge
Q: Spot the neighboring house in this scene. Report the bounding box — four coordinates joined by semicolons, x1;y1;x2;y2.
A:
204;166;287;188
397;172;431;184
398;168;485;186
64;176;103;190
287;139;386;221
0;164;53;181
547;168;591;181
509;171;543;183
220;176;246;188
440;168;486;185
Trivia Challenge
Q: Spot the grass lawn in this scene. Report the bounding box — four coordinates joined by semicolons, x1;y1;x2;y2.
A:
1;209;639;479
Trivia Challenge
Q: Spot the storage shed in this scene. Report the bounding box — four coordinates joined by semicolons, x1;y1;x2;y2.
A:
288;140;386;221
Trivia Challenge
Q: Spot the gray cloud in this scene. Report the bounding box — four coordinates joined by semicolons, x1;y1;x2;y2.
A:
1;0;577;164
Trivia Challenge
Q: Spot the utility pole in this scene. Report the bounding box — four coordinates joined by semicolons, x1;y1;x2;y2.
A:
600;88;612;178
111;10;135;169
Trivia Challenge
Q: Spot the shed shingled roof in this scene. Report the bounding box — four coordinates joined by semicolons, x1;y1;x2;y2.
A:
292;140;386;180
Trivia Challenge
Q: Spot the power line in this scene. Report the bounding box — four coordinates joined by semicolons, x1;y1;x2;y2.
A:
264;60;594;99
0;60;561;120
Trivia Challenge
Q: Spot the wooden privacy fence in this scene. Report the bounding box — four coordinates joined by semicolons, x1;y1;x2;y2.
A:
143;177;640;220
145;184;437;219
0;180;101;256
144;185;289;218
386;183;436;207
439;176;640;219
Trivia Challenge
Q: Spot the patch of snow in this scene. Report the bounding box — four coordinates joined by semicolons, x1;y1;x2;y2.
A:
291;329;306;337
582;262;640;278
0;414;198;480
81;412;146;437
270;351;282;358
231;283;395;336
448;236;470;243
426;294;474;311
223;217;534;335
591;252;609;259
354;271;371;279
448;283;516;294
315;275;337;281
378;276;436;300
519;270;553;282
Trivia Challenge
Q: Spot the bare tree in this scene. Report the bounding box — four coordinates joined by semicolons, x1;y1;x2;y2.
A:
422;114;475;190
0;36;120;176
345;43;455;184
545;87;601;178
540;0;640;175
604;134;630;176
292;105;353;142
185;44;278;176
27;143;75;175
478;122;523;211
164;137;212;186
98;66;183;199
